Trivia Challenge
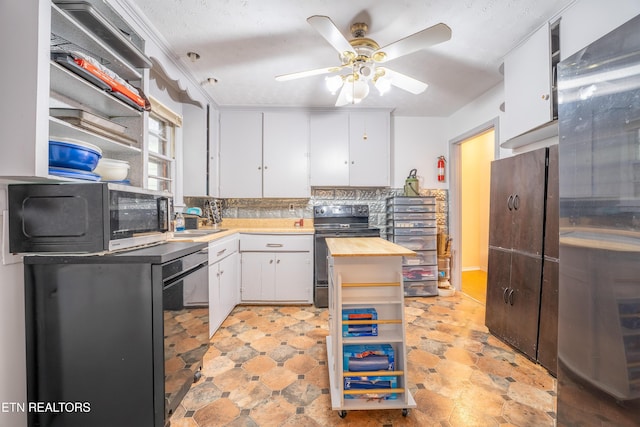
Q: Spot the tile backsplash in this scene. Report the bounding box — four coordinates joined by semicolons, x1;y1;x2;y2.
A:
184;187;448;236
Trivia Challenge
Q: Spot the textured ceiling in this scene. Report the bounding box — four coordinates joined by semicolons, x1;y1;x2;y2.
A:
126;0;574;116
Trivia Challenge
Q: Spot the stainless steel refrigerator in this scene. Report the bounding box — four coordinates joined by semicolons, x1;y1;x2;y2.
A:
557;13;640;426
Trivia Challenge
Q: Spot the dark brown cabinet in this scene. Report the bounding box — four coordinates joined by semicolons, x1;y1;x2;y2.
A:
486;146;559;375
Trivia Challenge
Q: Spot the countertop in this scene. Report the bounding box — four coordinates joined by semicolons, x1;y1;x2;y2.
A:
326;237;416;257
169;218;315;243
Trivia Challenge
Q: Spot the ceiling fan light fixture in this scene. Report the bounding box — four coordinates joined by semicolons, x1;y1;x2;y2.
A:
345;78;370;104
325;75;344;94
374;75;392;95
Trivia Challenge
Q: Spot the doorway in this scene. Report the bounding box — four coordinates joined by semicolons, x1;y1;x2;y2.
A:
449;120;498;305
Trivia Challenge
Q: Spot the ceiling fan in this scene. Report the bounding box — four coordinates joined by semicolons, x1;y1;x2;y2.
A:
275;15;452;106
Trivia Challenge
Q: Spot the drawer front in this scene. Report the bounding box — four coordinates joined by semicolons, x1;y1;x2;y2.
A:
393;235;437;251
240;234;312;252
404;250;437;266
403;265;438;281
404;280;438;297
208;236;239;264
389;204;436;213
391;212;437;221
389;219;437;228
394;227;437;236
391;197;436;205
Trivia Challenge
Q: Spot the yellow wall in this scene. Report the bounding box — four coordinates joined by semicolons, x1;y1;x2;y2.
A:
461;129;494;271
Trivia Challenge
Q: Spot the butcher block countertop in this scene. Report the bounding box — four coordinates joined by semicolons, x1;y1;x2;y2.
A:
170;218;314;243
326;237;416;257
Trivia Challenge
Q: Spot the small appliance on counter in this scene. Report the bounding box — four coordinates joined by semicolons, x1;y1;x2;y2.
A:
8;182;170;253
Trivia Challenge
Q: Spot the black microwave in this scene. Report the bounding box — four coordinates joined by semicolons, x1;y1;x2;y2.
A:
9;183;171;253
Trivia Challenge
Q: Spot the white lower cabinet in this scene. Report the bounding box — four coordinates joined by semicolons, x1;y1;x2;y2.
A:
240;234;313;304
208;235;239;337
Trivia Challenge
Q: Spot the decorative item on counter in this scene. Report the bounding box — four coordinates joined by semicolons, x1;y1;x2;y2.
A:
342;308;378;337
403;169;420;196
175;212;185;231
205;199;223;225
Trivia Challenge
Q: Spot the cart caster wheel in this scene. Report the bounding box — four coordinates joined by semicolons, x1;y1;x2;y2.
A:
402;408;409;417
338;410;347;418
193;371;202;382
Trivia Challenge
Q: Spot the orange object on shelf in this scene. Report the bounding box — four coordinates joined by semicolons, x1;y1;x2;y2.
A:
73;58;145;107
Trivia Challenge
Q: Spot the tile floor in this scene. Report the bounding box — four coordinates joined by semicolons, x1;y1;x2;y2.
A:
169;293;556;426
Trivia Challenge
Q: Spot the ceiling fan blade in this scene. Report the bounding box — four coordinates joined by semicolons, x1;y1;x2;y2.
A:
381;68;428;94
307;15;356;58
335;82;351;106
373;23;451;63
275;65;345;81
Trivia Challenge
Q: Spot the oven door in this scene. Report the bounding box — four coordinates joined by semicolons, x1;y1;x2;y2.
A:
162;249;209;419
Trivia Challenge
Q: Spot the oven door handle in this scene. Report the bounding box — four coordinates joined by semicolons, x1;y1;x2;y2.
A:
163;261;208;289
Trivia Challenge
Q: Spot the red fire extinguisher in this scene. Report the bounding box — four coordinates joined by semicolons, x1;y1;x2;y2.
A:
437;156;446;182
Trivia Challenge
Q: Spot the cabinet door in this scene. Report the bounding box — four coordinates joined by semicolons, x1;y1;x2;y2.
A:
508;252;543;360
274;252;313;302
209;263;222;337
309;113;349;186
182;103;208;196
349;112;390;186
263;112;310;197
488;155;516;249
219;111;263;197
241;252;275;301
511;148;547;255
486;248;511;340
219;252;239;317
545;145;559;259
504;23;553;140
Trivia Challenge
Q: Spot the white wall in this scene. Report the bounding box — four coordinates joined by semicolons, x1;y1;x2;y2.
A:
391;116;448;190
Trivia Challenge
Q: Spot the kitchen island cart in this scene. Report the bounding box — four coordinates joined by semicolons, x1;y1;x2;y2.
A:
326;237;416;418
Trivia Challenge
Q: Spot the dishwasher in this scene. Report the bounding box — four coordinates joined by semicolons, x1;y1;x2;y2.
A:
23;241;208;427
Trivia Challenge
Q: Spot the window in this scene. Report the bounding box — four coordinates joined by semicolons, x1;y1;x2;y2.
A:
147;96;182;192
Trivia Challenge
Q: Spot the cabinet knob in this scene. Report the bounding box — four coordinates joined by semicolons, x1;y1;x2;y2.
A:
258;166;262;170
344;161;348;165
541;94;550;100
508;289;515;305
264;165;268;170
351;161;355;164
513;194;520;210
503;287;509;304
277;259;281;264
269;259;274;264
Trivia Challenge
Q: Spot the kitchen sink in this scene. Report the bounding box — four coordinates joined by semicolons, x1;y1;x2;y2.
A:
174;229;227;236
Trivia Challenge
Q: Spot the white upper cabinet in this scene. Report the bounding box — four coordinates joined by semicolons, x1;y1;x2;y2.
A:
219;110;310;198
503;23;556;143
263;111;310;198
219;111;263;198
182;103;208;196
1;1;148;183
310;111;390;187
348;112;390;187
309;113;350;186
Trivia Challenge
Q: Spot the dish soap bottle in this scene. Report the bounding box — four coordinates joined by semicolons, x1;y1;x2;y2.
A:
175;212;185;231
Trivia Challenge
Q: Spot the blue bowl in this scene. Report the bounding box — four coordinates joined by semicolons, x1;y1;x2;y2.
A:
49;140;102;171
